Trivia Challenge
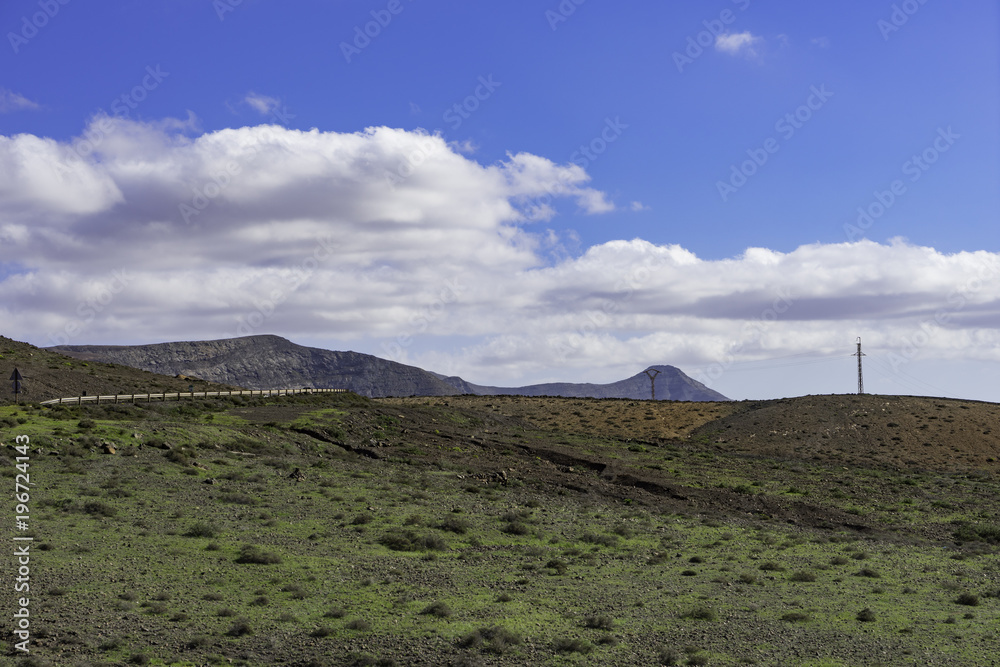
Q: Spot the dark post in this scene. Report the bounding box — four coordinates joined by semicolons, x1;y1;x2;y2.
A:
10;368;24;404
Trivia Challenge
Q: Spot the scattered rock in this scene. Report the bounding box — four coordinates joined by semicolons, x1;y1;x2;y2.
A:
473;470;509;486
101;444;116;455
288;468;306;482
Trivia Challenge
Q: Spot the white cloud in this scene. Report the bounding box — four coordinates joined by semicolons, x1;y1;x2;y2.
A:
244;92;280;116
630;201;650;212
1;119;999;400
812;36;831;48
0;89;40;113
715;32;763;58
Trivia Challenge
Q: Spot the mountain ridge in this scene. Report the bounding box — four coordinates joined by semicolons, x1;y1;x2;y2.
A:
50;335;729;401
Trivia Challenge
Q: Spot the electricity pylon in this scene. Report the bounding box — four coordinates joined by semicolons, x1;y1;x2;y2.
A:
852;337;865;395
644;368;661;400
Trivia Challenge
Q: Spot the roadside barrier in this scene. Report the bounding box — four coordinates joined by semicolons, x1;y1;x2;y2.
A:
39;388;346;406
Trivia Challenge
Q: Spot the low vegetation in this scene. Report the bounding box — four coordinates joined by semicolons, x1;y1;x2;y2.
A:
0;389;997;665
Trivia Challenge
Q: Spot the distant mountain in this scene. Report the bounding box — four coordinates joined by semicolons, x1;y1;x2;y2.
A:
50;335;459;398
444;365;729;402
50;335;729;401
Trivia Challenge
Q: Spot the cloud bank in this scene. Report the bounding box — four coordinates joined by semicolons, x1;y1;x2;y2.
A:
1;119;998;395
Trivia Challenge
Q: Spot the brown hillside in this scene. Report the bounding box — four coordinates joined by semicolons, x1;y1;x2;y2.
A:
692;394;1000;473
0;336;238;405
382;394;739;440
387;393;1000;474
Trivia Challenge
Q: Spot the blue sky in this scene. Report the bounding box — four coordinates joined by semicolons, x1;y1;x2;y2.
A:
2;0;999;401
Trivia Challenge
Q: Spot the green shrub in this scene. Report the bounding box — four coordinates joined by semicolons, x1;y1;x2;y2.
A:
459;626;522;655
379;530;447;552
657;648;681;665
954;523;1000;544
545;559;568;575
420;601;453;618
184;522;220;538
346;619;371;631
554;637;594;654
83;501;116;517
856;608;877;622
437;516;471;534
584;614;614;630
502;521;530;536
235;545;282;565
781;612;810;622
680;606;716;621
226;618;253;636
580;532;618;547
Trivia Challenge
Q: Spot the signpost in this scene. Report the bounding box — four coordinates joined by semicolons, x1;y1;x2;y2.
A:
10;368;24;404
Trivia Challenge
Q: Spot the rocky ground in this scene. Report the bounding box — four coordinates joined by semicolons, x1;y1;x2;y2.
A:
0;391;997;666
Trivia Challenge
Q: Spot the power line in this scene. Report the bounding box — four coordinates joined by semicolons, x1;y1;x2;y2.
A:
864;354;954;397
709;354;848;373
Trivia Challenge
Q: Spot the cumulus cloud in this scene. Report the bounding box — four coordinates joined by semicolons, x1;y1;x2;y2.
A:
715;31;763;58
0;89;40;113
1;118;999;399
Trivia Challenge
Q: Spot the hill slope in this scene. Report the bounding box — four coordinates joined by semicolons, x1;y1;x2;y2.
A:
51;335;460;398
1;391;998;665
0;336;235;405
51;336;729;401
458;365;729;402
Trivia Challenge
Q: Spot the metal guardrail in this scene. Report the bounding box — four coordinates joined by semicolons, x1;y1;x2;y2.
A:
39;388;346;406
